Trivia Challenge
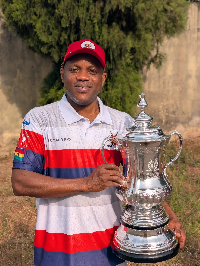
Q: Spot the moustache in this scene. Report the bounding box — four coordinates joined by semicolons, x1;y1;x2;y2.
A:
73;82;93;88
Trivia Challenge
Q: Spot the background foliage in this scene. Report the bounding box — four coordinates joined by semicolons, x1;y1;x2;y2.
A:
0;0;189;115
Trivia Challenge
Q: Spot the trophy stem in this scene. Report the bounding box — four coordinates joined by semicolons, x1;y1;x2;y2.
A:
121;204;169;229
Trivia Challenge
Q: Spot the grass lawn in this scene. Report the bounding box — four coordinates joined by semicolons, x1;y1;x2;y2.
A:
0;138;199;266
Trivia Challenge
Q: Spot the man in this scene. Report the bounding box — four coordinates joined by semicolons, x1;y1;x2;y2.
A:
12;39;186;266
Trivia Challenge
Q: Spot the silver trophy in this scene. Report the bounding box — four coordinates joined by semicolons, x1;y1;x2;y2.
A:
102;93;183;263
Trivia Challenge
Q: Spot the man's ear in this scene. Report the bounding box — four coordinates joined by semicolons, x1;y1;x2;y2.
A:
60;68;64;83
102;72;107;87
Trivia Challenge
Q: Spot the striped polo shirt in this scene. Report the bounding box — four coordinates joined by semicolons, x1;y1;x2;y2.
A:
13;94;134;266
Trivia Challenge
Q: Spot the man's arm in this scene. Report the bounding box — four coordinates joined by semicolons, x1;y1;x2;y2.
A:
162;201;186;249
12;164;124;198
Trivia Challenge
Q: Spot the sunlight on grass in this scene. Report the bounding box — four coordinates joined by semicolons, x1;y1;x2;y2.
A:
166;141;200;238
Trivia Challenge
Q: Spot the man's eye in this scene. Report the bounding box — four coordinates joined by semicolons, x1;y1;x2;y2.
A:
89;69;97;74
69;67;78;72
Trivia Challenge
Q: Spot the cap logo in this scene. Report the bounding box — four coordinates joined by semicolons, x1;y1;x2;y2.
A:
81;41;95;50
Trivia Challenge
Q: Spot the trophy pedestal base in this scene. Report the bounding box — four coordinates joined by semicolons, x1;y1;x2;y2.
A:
112;243;179;263
111;223;179;263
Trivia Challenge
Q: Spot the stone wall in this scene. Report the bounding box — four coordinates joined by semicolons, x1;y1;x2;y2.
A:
0;10;52;152
143;3;200;139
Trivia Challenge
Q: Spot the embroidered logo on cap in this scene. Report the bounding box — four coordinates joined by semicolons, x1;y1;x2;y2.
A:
81;41;95;50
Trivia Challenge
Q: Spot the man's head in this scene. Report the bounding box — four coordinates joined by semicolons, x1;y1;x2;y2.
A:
60;40;107;109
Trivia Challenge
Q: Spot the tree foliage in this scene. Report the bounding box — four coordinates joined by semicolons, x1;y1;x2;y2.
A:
0;0;189;115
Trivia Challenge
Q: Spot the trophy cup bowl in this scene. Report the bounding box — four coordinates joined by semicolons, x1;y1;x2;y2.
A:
102;93;183;263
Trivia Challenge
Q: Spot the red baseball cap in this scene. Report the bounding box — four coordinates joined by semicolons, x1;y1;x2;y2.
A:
62;39;106;69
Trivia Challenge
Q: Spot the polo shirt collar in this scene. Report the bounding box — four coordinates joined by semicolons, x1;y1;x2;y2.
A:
58;94;113;125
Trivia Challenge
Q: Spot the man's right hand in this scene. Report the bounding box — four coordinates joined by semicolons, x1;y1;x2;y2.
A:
84;164;125;192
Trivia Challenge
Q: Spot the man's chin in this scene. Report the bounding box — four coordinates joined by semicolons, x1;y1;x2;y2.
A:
67;95;98;108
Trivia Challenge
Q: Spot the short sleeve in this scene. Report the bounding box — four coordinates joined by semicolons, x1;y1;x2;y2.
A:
13;110;45;174
125;115;136;128
120;114;136;138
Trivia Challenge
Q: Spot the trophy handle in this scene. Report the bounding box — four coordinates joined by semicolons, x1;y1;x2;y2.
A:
102;137;127;187
163;131;183;176
101;136;123;164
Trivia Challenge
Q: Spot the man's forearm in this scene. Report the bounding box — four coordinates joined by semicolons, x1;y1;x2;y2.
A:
12;169;87;198
162;201;179;221
12;164;124;198
162;201;186;249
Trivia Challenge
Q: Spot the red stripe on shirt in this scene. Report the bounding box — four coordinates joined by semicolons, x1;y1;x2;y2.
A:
16;129;44;155
44;149;122;169
34;226;118;254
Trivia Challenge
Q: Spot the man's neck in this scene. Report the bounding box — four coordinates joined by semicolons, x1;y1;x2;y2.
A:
67;97;100;123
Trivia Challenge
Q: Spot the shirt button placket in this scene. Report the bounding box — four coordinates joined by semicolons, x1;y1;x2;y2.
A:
82;119;90;138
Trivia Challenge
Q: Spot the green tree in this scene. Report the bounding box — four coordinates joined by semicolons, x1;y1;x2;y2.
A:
0;0;189;115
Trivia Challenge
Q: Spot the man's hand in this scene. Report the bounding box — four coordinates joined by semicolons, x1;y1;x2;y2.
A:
85;164;124;192
168;218;186;250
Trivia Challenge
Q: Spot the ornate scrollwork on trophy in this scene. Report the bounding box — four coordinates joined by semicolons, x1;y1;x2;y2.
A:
146;158;159;178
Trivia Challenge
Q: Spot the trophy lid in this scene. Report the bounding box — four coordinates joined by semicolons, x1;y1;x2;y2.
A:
125;93;169;141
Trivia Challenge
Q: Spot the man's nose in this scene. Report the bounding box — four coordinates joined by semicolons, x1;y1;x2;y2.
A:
76;69;90;81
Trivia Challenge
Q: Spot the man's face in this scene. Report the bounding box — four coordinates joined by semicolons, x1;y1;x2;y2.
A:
60;53;107;108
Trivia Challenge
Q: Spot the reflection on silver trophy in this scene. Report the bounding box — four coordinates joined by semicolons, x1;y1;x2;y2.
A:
102;93;183;263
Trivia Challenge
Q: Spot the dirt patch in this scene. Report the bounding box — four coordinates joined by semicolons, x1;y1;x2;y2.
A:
0;156;36;265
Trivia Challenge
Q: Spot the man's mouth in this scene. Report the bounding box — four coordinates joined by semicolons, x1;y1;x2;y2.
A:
75;85;91;92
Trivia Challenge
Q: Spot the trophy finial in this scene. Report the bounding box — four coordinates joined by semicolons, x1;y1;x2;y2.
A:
135;93;152;128
137;93;147;112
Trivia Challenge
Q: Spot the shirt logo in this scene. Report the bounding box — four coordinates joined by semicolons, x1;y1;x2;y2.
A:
107;132;118;148
14;148;25;161
47;137;71;142
22;118;30;129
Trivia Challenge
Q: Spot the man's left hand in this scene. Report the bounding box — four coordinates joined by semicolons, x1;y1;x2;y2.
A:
168;218;186;249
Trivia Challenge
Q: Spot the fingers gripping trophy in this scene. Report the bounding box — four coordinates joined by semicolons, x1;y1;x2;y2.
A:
102;93;183;263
